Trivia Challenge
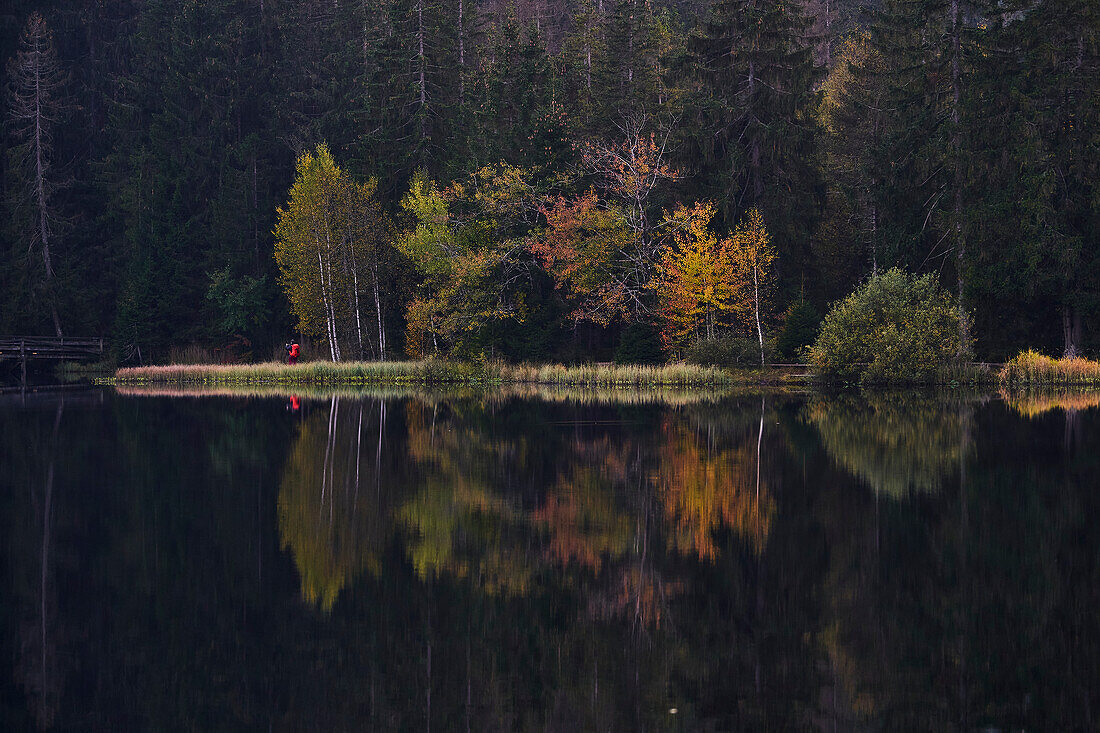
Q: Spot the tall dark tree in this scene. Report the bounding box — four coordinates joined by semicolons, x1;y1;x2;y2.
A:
5;12;66;336
680;0;823;294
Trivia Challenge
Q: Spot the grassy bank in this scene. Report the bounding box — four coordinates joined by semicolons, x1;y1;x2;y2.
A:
1000;350;1100;386
113;359;740;388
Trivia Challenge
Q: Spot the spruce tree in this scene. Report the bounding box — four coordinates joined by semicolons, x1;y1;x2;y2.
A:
681;0;823;293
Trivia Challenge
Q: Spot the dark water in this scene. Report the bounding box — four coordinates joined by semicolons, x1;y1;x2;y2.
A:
2;386;1098;731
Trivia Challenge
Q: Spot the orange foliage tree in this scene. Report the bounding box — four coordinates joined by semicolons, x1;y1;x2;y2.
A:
531;119;679;326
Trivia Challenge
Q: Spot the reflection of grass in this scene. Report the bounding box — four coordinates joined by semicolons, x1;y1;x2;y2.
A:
114;359;738;387
113;381;804;406
1002;388;1100;418
806;394;965;498
1001;350;1100;386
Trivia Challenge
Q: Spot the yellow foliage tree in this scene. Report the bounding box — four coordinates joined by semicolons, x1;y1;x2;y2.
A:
652;202;743;349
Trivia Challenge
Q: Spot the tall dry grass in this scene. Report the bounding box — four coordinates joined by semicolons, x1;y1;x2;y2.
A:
1000;350;1100;386
114;359;735;388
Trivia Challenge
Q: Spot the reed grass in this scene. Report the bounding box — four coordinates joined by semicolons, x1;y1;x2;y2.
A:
1000;350;1100;386
113;359;736;388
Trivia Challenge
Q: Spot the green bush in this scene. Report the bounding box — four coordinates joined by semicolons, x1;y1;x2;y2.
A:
809;268;963;384
777;300;821;360
614;322;664;364
684;336;777;368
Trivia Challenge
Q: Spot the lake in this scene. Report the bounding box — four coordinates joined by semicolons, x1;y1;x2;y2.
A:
2;386;1098;730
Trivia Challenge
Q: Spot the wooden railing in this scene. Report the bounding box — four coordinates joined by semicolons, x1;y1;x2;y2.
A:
0;336;105;361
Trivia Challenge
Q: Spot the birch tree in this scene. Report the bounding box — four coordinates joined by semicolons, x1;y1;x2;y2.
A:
732;208;775;365
275;144;392;361
7;13;65;337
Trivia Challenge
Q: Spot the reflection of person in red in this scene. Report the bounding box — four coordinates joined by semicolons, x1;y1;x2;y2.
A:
289;395;300;412
286;339;300;365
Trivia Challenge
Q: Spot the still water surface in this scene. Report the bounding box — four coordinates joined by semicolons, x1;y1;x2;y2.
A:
2;386;1098;730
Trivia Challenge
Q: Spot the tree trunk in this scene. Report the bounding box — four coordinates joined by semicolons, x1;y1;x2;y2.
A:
457;0;465;104
951;0;969;357
753;258;765;365
317;250;338;361
1063;304;1082;358
32;32;61;337
373;271;386;361
417;0;427;144
351;255;365;359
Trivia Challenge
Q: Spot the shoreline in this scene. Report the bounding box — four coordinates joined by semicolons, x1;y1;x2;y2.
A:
111;360;789;388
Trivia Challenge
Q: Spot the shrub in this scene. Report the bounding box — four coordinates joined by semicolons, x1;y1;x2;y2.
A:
809;268;963;384
684;336;777;368
777;301;821;361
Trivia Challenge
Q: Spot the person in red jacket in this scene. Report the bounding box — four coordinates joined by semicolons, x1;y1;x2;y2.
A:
286;339;300;365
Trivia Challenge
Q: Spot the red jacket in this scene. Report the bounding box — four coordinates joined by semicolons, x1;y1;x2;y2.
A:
289;343;300;358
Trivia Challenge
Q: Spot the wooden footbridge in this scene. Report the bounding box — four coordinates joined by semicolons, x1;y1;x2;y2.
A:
0;336;105;382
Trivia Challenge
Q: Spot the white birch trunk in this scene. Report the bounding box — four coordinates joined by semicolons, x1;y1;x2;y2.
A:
351;256;364;359
317;249;338;362
373;271;386;361
753;257;764;366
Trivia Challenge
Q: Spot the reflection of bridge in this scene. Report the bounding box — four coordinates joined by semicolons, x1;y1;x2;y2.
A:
0;336;105;382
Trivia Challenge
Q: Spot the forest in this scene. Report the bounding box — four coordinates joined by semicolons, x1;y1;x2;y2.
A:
1;0;1096;364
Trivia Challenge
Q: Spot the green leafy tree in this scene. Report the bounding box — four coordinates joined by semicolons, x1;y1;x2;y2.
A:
399;165;541;358
274;144;393;361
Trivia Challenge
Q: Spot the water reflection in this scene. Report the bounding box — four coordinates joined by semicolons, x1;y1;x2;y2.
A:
276;393;776;625
278;397;391;610
805;393;973;497
2;387;1098;729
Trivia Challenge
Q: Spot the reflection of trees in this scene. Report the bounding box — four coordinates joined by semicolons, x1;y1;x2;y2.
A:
813;398;1100;729
278;397;391;610
806;394;966;497
658;416;774;559
531;439;635;573
398;400;536;595
8;400;65;728
396;398;778;628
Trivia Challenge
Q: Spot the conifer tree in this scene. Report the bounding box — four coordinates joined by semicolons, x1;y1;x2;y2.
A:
680;0;822;291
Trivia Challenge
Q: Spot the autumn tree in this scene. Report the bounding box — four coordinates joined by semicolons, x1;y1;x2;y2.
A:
6;13;66;336
399;165;542;358
531;190;632;325
533;119;678;329
651;202;741;349
274;144;393;361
